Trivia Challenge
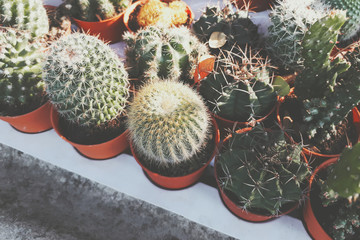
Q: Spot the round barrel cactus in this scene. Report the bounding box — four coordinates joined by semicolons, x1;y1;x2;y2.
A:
127;80;210;165
43;33;130;127
0;0;49;37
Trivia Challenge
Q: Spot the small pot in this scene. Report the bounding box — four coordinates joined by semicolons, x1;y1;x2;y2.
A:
214;127;302;222
123;0;194;33
130;117;220;190
232;0;275;12
302;157;338;240
73;11;126;43
50;107;129;160
0;102;52;133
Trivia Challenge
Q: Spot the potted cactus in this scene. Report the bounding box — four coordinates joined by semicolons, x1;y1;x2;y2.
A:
215;124;311;222
58;0;131;43
124;25;209;85
123;0;193;33
127;80;220;189
44;33;130;160
303;142;360;240
277;11;360;161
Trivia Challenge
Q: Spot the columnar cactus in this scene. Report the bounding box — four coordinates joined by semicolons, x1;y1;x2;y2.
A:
198;49;277;122
0;0;49;37
43;33;130;127
124;26;208;84
217;124;311;215
323;0;360;42
0;28;45;116
59;0;130;22
127;80;210;165
266;0;327;71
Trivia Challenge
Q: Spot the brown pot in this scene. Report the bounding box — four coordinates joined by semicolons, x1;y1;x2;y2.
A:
130;117;220;190
50;107;129;160
0;102;52;133
232;0;275;12
123;0;194;33
302;157;338;240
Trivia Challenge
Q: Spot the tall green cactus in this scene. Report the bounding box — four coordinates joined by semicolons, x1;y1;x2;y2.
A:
217;124;310;215
43;33;129;127
0;28;45;116
198;49;277;122
127;80;210;166
124;26;208;85
0;0;49;37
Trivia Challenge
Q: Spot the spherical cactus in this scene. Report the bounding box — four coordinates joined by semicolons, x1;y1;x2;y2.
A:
0;28;45;116
217;125;311;215
127;80;210;166
124;25;209;84
43;33;130;127
0;0;49;37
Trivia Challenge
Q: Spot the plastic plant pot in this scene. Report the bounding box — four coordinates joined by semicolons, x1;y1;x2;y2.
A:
232;0;275;12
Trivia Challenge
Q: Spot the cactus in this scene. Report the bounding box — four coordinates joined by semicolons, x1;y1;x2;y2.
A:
59;0;130;22
193;5;258;55
0;28;45;116
124;25;208;84
266;0;327;71
323;0;360;42
293;11;360;144
127;80;210;166
217;124;311;215
0;0;49;37
318;143;360;240
43;33;130;127
198;49;277;122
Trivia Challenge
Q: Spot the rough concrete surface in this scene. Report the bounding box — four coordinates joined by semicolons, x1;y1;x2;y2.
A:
0;143;235;240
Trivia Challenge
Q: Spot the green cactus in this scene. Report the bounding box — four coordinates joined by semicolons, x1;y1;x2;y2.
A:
323;0;360;43
59;0;130;22
43;33;130;127
193;5;258;55
124;25;208;85
198;49;277;122
0;28;45;116
127;80;210;166
0;0;49;37
266;0;327;71
217;124;311;215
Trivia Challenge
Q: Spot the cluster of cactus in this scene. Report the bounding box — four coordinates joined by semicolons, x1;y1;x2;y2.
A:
136;0;189;28
266;0;327;71
124;25;208;84
127;80;210;166
59;0;130;22
0;0;49;37
0;28;46;116
43;33;130;127
193;5;258;55
322;0;360;42
294;11;360;144
318;143;360;240
198;48;277;122
216;124;311;215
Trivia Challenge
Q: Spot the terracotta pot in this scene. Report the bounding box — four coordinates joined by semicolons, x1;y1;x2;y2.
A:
50;107;129;160
130;117;220;190
73;11;126;43
302;157;338;240
232;0;275;12
0;102;52;133
214;127;302;222
123;0;194;33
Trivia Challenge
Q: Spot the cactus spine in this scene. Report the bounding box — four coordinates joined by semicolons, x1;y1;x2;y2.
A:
0;28;45;116
124;25;208;84
217;125;310;215
43;33;129;127
0;0;49;37
127;80;210;166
